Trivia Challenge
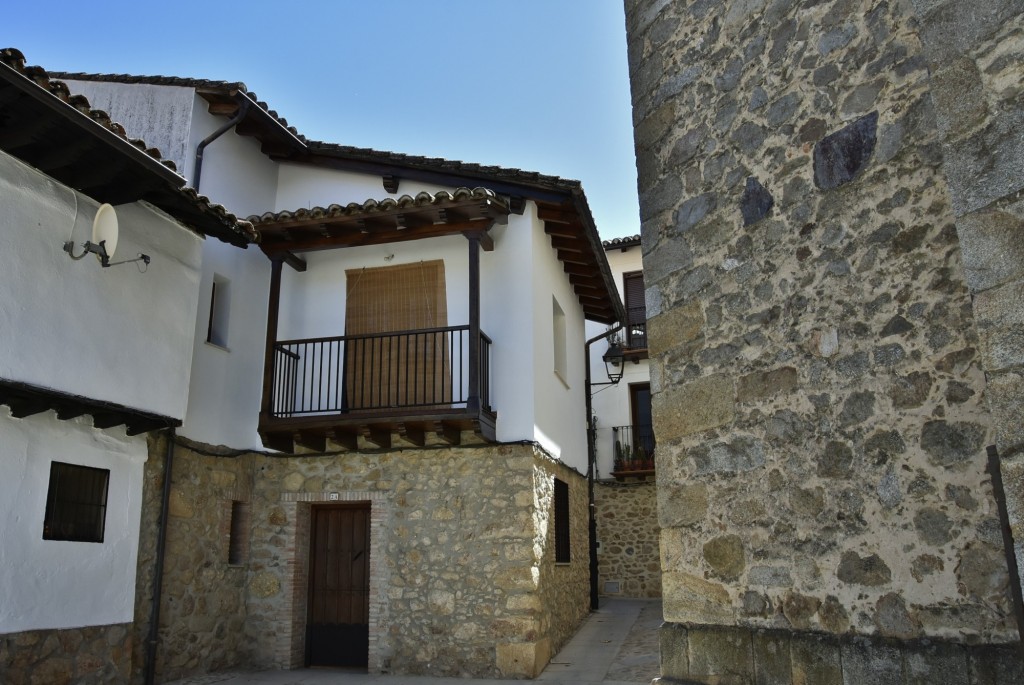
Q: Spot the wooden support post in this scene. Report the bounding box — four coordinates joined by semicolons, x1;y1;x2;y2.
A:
467;233;481;413
260;258;284;421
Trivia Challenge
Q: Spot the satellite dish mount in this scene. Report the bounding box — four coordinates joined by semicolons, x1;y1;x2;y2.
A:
63;204;150;269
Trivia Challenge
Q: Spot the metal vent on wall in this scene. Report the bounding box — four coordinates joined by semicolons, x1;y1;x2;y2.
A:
603;581;622;595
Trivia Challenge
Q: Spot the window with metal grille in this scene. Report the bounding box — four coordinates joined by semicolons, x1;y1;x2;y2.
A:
43;462;110;543
554;478;570;563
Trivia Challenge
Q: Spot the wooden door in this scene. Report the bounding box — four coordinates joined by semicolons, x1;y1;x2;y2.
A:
307;504;370;667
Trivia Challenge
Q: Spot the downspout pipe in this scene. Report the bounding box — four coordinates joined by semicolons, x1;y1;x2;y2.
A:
584;323;624;611
193;98;250;192
144;427;176;685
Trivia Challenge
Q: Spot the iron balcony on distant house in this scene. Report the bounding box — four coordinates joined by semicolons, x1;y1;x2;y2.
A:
259;325;494;452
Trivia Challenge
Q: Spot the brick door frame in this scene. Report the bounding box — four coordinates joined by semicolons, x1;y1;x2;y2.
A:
278;490;389;672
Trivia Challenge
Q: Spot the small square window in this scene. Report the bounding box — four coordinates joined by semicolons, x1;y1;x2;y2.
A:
43;462;110;543
206;275;231;348
554;478;570;563
552;297;567;384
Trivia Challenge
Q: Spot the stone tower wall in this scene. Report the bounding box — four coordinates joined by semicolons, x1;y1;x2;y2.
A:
625;0;1023;681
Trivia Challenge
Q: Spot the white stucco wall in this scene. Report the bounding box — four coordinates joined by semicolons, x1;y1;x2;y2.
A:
61;81;196;177
586;244;650;478
0;150;202;419
0;411;146;632
528;204;589;472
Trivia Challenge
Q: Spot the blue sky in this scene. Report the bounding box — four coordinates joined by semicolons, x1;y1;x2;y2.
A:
4;1;640;239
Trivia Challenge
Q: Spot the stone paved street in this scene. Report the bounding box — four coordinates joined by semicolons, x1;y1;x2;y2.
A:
164;599;661;685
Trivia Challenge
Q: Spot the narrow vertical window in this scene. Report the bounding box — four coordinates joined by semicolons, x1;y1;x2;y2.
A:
552;297;567;384
554;478;570;563
206;275;231;348
227;500;250;565
43;462;110;543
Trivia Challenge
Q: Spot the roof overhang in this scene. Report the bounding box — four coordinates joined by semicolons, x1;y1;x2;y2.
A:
0;53;254;247
0;378;179;436
252;188;509;265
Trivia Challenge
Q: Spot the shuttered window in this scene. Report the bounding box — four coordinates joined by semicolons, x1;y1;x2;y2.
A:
43;462;109;543
623;271;647;349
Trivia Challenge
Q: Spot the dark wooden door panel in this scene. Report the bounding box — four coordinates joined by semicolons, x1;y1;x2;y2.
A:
308;504;370;667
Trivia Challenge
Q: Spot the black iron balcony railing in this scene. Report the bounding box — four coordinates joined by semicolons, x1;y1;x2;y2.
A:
270;325;490;418
612;424;656;472
626;306;647;349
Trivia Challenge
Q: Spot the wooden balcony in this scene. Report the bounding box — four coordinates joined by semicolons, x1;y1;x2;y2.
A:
259;326;495;453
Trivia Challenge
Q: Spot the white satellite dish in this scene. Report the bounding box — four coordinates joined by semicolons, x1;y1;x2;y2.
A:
91;204;119;263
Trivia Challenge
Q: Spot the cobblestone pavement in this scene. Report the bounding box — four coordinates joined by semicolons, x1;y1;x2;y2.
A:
164;598;662;685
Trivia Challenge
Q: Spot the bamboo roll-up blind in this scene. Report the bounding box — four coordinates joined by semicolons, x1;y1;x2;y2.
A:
344;260;451;409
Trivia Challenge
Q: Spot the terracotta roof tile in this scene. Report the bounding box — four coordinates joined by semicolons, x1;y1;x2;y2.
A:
603;234;641;249
247;187;504;226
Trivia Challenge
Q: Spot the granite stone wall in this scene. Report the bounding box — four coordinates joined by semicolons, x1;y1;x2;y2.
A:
0;623;133;684
596;480;662;598
624;0;1023;681
134;437;590;682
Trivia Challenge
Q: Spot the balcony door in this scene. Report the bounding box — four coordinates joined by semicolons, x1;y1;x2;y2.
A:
623;271;647;349
630;382;655;458
344;260;451;410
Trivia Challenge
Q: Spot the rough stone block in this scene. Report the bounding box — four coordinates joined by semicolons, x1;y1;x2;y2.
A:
659;622;689;679
813;112;879;190
972;279;1024;371
653;375;735;441
944;107;1024;216
958;209;1024;292
968;643;1024;684
495;638;550;678
916;0;1024;64
791;632;842;685
841;638;902;685
691;436;764;474
753;630;792;685
658;482;709;527
740;176;774;226
688;625;754;682
905;640;969;685
648;300;704;357
931;57;988;139
736;366;797;403
662;572;733;624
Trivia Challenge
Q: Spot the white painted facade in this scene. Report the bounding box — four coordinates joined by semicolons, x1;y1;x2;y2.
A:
0;148;202;633
586;242;650;479
59;80;600;473
0;413;147;632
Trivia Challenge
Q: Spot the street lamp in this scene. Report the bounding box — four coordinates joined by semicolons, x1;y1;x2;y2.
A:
601;341;625;385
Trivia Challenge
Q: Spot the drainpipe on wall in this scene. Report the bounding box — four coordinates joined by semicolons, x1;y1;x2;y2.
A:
192;98;250;192
584;324;624;611
144;427;176;685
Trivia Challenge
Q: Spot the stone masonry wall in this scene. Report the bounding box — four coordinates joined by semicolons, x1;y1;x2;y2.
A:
596;480;661;598
625;0;1021;680
908;0;1024;602
135;438;591;681
132;434;251;684
0;622;133;684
